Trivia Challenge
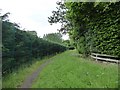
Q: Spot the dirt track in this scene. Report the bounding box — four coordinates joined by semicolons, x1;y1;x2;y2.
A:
20;59;53;88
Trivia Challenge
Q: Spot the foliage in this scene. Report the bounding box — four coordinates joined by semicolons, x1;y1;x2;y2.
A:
62;40;70;47
43;33;63;44
2;15;67;75
63;40;75;50
48;1;69;34
48;1;120;57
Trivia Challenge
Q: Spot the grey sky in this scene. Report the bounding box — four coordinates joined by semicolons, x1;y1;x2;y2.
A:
0;0;69;40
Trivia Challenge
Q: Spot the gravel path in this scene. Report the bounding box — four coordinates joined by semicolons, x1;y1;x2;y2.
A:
20;59;53;88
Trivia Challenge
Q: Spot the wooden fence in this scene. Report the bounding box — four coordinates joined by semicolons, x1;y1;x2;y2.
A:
90;53;120;64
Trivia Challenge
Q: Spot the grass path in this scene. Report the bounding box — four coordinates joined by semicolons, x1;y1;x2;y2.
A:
2;57;52;88
32;50;118;88
3;50;118;88
20;59;53;88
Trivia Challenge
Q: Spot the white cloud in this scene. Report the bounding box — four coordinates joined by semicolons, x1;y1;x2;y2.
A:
0;0;69;40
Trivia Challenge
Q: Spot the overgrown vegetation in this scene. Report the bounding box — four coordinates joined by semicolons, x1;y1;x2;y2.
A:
48;1;120;57
1;13;67;75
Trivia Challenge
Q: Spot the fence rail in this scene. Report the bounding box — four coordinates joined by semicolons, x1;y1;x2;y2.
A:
90;53;120;64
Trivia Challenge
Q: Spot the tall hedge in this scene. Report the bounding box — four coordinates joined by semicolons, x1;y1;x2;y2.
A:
2;21;67;75
48;1;120;57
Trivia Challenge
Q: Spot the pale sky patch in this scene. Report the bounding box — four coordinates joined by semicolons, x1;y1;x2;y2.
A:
0;0;69;40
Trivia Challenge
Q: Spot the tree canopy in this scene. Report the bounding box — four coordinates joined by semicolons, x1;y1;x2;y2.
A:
43;33;63;44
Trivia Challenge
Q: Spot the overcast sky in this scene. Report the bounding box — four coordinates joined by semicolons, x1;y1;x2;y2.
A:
0;0;69;40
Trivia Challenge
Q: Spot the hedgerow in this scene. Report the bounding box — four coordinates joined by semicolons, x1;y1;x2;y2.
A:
2;21;67;75
48;2;120;57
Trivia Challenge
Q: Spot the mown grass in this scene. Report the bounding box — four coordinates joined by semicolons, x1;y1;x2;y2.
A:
2;57;50;88
32;50;118;88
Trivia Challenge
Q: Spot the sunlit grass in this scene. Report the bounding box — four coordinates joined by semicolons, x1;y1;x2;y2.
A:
2;58;49;88
32;50;118;88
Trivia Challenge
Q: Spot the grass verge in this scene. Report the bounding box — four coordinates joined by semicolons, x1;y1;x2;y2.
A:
32;50;118;88
2;57;50;88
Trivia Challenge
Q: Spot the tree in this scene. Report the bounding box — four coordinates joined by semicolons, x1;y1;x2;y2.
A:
0;10;10;21
48;1;69;34
43;33;63;44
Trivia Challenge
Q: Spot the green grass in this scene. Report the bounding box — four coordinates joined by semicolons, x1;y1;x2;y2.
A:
32;50;118;88
2;57;50;88
0;77;1;90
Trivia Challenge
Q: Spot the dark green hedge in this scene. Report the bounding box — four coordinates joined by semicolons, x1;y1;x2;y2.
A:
2;21;67;75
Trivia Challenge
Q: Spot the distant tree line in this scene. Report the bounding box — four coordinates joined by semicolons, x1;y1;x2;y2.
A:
1;13;67;75
43;33;75;50
43;33;63;44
